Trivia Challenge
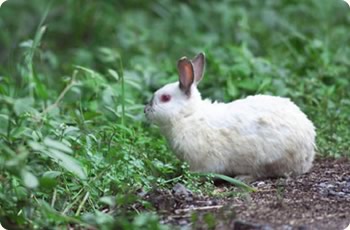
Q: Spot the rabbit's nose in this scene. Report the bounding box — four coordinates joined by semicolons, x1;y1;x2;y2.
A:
144;96;154;113
144;104;152;113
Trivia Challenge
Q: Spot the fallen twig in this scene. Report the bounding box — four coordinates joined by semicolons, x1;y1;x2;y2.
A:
174;205;223;214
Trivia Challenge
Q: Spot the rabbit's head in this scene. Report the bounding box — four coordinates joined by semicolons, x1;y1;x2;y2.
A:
145;53;206;126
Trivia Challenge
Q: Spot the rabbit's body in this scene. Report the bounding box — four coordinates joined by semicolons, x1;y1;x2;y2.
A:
159;94;315;178
145;53;316;180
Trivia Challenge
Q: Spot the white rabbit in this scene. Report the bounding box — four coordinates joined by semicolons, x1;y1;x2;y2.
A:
145;52;316;181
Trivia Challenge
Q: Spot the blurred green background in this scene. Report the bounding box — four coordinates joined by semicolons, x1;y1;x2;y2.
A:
0;0;349;229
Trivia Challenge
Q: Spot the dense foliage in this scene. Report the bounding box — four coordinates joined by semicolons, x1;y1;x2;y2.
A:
0;0;349;229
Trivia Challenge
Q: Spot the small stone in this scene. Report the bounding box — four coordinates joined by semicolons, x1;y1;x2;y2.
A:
172;183;192;198
326;184;335;189
178;219;189;226
280;225;293;230
328;190;338;196
318;182;327;188
337;192;345;196
256;181;266;187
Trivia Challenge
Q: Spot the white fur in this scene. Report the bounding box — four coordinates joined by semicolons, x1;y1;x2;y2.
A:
145;57;316;179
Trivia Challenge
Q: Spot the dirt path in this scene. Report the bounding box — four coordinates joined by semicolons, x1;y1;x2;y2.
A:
144;158;350;229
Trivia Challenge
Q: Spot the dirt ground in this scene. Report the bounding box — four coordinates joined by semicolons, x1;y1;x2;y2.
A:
144;157;350;230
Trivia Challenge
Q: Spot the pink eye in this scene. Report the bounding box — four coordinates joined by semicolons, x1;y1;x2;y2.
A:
160;94;171;103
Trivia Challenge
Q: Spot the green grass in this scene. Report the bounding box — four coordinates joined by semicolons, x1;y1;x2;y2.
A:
0;0;350;229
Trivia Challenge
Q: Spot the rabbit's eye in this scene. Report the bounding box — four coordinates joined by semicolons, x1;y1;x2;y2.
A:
160;94;171;103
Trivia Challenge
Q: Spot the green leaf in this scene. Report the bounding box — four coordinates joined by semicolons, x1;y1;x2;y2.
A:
44;138;73;154
48;149;87;180
227;76;239;98
237;79;259;91
28;141;45;151
42;170;62;179
40;171;61;189
108;69;119;81
34;75;49;99
99;196;116;207
194;172;256;192
11;126;27;138
19;40;34;48
13;97;34;115
83;111;102;120
5;148;29;168
21;170;39;189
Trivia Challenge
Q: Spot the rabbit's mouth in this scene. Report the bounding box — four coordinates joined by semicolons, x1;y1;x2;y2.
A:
144;101;156;123
145;106;159;125
144;96;155;115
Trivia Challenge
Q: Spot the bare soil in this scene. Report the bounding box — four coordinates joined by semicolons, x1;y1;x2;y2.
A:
143;157;350;230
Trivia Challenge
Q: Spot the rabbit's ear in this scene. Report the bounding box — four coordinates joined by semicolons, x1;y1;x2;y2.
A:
192;52;205;84
177;57;194;96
